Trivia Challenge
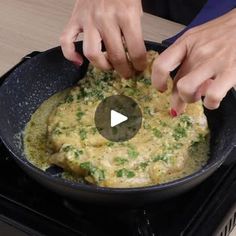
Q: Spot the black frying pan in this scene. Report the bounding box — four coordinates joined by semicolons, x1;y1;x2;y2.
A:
0;41;236;207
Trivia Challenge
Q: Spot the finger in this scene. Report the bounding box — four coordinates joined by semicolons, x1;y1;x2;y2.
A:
83;26;112;70
60;24;83;66
101;26;133;78
151;40;187;92
176;61;217;103
121;16;147;71
170;94;187;117
197;79;214;97
204;72;236;109
170;69;186;117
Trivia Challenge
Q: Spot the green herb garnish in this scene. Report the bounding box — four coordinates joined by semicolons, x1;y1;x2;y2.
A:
76;110;85;121
80;161;105;181
180;115;192;128
125;86;138;96
143;122;151;130
152;153;169;163
140;77;151;85
172;143;183;149
62;145;83;159
53;127;62;135
152;128;163;138
80;162;91;170
79;128;87;140
114;157;128;165
127;148;139;159
140;161;149;171
91;127;97;134
189;134;206;153
116;168;135;178
159;120;168;127
173;125;187;141
144;107;152;116
65;95;74;103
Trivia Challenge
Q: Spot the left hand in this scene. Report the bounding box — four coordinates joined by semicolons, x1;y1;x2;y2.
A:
151;9;236;116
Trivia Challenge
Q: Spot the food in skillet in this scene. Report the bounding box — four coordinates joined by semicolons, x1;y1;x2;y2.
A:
24;51;209;188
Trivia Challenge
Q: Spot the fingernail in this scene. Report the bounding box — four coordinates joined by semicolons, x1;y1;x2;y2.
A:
170;108;178;117
73;61;83;68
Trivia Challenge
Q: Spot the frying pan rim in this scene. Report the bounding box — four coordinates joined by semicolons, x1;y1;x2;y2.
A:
0;135;228;193
0;40;234;194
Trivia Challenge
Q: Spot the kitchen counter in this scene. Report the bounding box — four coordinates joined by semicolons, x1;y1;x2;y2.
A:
0;0;184;76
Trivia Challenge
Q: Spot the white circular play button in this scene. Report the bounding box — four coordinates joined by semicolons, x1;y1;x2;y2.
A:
94;95;142;142
110;110;128;128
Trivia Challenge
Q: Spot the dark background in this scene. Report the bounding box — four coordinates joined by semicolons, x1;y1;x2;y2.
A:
142;0;207;25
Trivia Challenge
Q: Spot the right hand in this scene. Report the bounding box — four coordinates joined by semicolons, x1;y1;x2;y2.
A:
60;0;147;77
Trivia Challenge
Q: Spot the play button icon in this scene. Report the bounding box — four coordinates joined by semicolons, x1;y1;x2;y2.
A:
95;95;142;142
111;110;128;127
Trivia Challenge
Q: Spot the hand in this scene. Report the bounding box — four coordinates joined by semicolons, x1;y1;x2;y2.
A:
60;0;147;77
151;9;236;115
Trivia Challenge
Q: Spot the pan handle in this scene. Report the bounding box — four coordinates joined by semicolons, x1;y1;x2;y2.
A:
0;51;41;86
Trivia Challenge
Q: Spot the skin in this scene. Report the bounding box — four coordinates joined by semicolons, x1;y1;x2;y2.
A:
61;1;236;114
60;0;147;78
152;9;236;114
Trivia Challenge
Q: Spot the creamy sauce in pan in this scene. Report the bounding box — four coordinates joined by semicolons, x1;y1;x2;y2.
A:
24;51;209;188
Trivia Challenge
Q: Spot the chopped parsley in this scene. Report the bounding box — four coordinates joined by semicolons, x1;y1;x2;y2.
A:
125;87;137;96
80;162;91;170
152;153;169;163
152;128;163;138
101;71;113;82
172;143;183;149
92;169;105;182
91;127;97;134
93;89;105;100
80;162;105;182
127;148;139;159
143;122;151;130
116;168;135;178
114;157;129;165
190;134;206;153
143;107;152;116
65;95;74;103
159;120;168;127
76;110;85;121
62;145;83;159
77;87;105;101
53;127;62;135
180;115;192;128
79;128;87;140
173;125;187;141
140;161;149;171
77;89;86;100
197;133;206;142
140;77;151;85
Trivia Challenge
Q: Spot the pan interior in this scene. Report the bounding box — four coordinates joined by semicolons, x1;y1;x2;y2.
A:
0;41;236;190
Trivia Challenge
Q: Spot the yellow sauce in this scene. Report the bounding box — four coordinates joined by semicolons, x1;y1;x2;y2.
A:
24;51;209;188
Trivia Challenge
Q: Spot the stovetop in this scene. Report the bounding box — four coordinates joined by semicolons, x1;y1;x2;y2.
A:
0;141;236;236
0;53;236;236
